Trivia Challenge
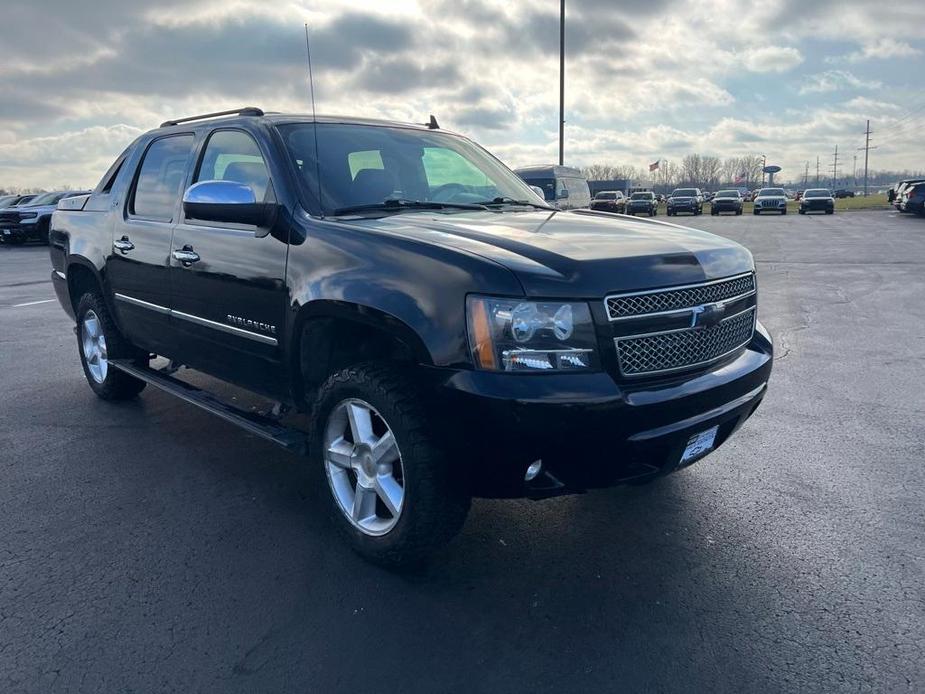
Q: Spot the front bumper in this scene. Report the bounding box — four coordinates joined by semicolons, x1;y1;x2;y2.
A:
429;321;773;498
0;218;39;241
755;201;787;212
627;204;655;214
668;201;698;213
712;202;741;212
801;200;834;212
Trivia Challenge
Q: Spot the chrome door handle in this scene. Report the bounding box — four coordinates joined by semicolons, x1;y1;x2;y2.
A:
113;237;134;253
172;247;200;266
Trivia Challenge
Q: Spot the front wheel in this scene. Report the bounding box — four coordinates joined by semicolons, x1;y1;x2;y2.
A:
782;209;787;215
314;363;470;568
76;293;147;400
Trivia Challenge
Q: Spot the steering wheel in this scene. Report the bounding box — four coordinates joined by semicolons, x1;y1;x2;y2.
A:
430;183;470;202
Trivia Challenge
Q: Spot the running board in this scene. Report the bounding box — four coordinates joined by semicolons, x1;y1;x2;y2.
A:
109;359;307;455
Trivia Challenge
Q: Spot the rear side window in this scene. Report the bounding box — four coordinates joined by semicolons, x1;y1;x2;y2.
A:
131;134;195;221
195;130;271;201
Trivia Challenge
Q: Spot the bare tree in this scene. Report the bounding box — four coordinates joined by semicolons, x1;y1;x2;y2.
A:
701;156;721;189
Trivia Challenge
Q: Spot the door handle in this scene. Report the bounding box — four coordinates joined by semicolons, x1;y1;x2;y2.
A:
172;246;200;266
113;236;134;253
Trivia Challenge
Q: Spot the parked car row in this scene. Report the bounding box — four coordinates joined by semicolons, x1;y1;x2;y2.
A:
0;190;90;244
892;178;925;215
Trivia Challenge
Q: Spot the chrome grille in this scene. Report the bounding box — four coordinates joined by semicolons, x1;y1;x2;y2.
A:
616;307;756;376
606;273;755;320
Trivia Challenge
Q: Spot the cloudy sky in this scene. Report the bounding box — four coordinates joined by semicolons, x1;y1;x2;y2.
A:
1;0;923;189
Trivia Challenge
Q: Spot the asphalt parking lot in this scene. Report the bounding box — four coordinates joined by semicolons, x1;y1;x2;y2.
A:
1;210;923;693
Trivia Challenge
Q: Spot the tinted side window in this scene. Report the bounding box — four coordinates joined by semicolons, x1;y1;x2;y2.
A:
131;135;195;221
195;130;270;201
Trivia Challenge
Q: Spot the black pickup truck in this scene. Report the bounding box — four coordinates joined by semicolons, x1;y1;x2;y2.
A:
50;108;773;566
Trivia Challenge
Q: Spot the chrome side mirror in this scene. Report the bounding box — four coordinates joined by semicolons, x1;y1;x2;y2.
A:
183;180;269;226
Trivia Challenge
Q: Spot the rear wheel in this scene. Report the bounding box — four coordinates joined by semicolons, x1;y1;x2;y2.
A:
76;292;147;400
314;362;470;568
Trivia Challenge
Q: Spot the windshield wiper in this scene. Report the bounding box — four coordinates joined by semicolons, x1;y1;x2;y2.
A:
472;196;552;209
332;198;488;215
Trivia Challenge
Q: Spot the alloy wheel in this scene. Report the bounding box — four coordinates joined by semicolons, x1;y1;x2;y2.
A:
81;309;108;384
323;398;405;536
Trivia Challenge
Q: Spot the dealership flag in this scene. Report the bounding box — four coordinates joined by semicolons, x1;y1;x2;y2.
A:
649;161;660;172
734;172;746;184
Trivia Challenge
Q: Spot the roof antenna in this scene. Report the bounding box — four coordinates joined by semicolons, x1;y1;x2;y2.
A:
427;114;439;129
304;23;324;218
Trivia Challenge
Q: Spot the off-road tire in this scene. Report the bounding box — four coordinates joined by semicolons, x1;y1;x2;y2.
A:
76;292;147;400
312;362;470;568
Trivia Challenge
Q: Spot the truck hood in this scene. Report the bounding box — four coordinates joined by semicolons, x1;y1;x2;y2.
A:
348;209;753;298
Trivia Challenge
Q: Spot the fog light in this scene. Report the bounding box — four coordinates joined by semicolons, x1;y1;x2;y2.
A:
525;459;543;482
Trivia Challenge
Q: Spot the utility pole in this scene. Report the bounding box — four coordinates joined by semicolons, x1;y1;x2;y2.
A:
803;161;809;186
852;154;858;187
859;119;873;197
816;156;820;184
831;145;839;188
761;154;767;187
558;0;565;166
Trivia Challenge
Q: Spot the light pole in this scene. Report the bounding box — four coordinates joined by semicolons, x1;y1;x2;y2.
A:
558;0;565;166
760;154;767;187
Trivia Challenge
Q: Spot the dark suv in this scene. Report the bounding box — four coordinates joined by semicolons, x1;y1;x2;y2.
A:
50;108;772;566
666;188;703;216
0;190;89;244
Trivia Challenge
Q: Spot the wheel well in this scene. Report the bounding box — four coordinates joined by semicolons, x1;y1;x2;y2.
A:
67;264;102;315
296;315;421;404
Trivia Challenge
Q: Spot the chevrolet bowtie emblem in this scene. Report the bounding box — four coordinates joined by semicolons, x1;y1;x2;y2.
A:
690;303;725;329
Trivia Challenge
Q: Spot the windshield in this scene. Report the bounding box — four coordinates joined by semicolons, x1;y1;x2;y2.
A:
671;189;697;197
23;192;60;206
595;192;617;200
804;189;831;197
758;188;786;197
631;192;653;200
278;123;548;214
716;190;740;198
520;178;556;201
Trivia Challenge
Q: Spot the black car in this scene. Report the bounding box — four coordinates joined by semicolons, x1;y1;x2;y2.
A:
0;190;89;244
710;190;743;216
590;190;626;213
899;183;925;215
666;188;703;216
833;189;855;199
799;188;835;215
624;191;658;216
49;107;772;566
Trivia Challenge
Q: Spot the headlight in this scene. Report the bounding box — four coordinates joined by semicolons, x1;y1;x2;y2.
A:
19;212;37;219
466;296;599;372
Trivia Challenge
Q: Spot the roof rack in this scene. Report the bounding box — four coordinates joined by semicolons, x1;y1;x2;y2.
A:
160;107;264;128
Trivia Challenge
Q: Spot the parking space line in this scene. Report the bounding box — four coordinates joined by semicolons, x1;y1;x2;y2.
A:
11;299;56;308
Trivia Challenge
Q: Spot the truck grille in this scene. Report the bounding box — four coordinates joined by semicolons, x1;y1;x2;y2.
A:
606;273;755;320
615;307;756;376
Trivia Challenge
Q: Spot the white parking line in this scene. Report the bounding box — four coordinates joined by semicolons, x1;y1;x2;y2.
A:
11;299;55;308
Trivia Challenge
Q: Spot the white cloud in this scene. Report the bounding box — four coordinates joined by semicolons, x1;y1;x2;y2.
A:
840;39;923;63
799;70;881;94
741;46;804;73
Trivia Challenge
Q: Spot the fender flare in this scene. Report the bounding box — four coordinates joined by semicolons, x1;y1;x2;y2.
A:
289;299;434;404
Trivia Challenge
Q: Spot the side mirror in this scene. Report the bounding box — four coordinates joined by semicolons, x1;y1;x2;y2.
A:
183;180;270;226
